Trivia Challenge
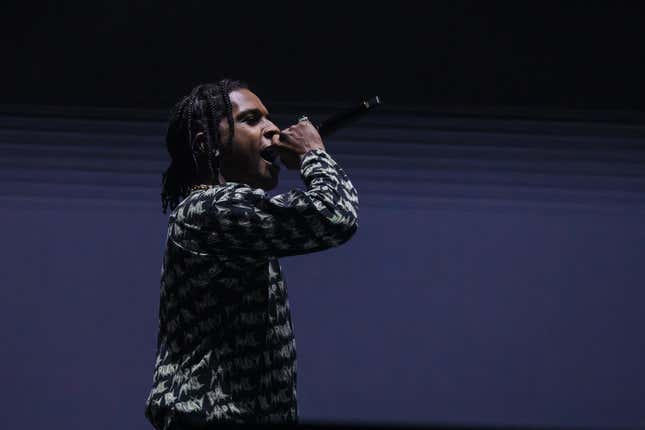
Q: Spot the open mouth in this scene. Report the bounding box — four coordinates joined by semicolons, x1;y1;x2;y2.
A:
260;146;280;166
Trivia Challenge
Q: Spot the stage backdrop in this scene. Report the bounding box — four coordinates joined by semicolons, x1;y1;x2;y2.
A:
1;106;644;430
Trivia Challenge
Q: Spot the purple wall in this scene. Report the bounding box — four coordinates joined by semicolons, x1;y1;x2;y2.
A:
1;110;644;429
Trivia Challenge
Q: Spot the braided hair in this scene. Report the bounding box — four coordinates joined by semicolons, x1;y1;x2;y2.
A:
160;79;246;213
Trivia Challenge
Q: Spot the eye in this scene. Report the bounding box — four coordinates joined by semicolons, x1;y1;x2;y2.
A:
243;113;261;125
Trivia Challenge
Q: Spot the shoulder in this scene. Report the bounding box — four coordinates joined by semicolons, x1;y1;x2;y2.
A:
173;183;268;221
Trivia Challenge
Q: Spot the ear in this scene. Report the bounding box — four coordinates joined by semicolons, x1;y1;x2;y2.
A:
192;132;208;153
192;131;221;159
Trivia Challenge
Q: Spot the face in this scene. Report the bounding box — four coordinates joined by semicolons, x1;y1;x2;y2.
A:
217;89;281;190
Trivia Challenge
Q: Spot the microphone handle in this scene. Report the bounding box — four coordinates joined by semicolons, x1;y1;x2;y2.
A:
316;96;381;138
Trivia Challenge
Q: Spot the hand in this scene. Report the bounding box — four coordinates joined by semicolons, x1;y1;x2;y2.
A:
274;119;325;170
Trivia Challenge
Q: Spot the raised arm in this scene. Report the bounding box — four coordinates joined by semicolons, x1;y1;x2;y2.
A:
169;148;359;261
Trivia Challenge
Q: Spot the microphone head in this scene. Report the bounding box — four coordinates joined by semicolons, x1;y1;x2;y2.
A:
318;96;382;138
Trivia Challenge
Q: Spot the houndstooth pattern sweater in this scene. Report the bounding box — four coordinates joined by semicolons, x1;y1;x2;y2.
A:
145;149;359;429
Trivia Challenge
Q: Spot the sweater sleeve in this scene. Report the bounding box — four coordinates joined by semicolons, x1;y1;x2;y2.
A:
169;149;359;261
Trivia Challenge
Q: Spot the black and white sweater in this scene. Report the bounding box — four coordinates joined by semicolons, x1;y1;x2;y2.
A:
145;149;359;429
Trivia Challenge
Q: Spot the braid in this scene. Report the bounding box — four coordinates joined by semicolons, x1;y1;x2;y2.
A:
205;94;220;178
219;81;236;147
183;95;200;174
161;96;194;213
160;78;247;214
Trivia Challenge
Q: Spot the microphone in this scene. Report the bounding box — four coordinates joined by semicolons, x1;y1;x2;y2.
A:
316;96;382;138
271;97;381;169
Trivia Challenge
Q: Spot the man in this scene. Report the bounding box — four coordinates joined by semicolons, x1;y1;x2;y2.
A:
145;79;359;428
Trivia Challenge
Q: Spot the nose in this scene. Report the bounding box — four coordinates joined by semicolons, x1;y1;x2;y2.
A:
263;120;280;142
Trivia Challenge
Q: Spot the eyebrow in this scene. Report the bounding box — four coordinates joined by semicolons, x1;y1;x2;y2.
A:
235;108;270;121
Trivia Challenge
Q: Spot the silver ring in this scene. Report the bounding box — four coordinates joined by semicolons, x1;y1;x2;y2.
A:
297;115;309;123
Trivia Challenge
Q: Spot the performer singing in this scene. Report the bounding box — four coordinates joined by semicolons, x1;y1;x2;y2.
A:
144;79;359;428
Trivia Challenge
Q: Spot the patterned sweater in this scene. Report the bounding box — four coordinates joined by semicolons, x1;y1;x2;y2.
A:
144;149;359;429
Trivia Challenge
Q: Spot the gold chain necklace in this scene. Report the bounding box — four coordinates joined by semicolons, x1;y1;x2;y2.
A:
189;184;211;193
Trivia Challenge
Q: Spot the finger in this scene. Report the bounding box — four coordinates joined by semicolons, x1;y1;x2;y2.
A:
275;137;296;150
278;133;291;144
280;128;301;141
280;128;294;137
301;120;316;130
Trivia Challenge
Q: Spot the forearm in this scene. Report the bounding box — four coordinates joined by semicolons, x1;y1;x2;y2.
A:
298;149;359;233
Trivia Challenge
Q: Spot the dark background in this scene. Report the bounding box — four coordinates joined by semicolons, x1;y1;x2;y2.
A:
2;2;644;112
2;2;645;430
